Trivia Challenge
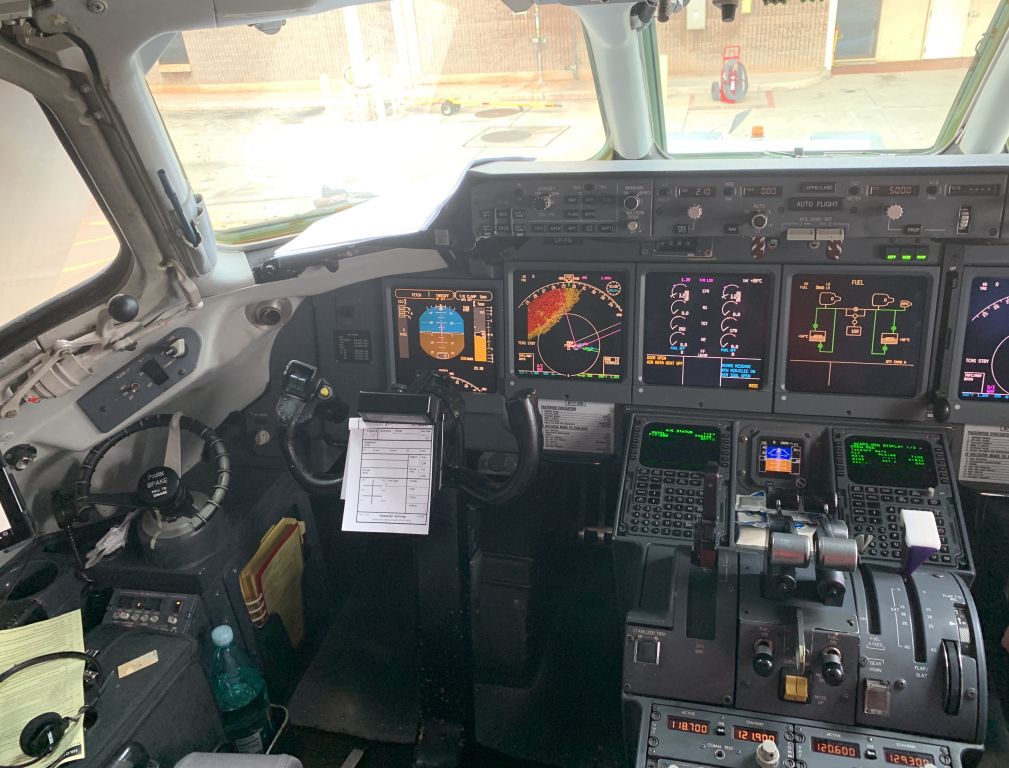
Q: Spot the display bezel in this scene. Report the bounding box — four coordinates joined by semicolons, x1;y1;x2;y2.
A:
776;266;938;421
635;264;780;413
506;262;635;403
382;275;503;412
946;266;1009;425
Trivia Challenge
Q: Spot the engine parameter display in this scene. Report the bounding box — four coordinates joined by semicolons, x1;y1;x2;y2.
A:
785;273;929;397
884;748;935;767
642;272;774;390
391;284;497;393
758;439;803;477
667;716;710;734
957;276;1009;402
845;437;938;488
513;270;626;381
733;727;777;744
639;424;720;471
812;738;860;758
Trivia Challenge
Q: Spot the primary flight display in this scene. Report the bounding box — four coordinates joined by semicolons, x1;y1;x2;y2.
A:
390;284;497;392
512;270;627;381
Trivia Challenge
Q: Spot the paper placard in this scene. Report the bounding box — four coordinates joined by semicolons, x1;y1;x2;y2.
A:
537;400;615;455
117;650;159;679
959;424;1009;485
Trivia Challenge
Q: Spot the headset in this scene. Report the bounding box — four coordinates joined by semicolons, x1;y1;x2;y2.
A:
0;651;103;768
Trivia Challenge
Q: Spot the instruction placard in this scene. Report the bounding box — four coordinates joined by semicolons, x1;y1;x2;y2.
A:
959;424;1009;486
537;399;615;455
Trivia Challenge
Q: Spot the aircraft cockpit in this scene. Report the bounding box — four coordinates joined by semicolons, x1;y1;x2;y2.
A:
2;1;1009;768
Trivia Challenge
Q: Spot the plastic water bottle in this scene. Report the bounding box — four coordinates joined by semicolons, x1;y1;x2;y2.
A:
208;625;275;754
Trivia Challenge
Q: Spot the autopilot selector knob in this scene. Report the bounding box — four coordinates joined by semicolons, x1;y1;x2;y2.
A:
755;739;780;768
752;638;775;677
885;203;904;221
687;204;703;221
821;646;845;686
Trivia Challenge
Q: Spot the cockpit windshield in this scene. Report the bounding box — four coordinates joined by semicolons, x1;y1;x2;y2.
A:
146;1;605;242
654;0;1004;154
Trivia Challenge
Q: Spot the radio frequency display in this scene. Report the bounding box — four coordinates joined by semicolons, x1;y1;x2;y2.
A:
642;272;773;390
513;270;627;381
785;273;929;397
957;276;1009;402
391;285;497;393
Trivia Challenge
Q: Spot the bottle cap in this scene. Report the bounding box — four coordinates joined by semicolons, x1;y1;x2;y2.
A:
211;625;234;647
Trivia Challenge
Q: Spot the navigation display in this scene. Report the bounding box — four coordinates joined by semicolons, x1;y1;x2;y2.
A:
642;271;773;390
513;270;627;381
957;276;1009;402
844;437;938;488
390;284;497;393
785;273;929;397
639;424;720;471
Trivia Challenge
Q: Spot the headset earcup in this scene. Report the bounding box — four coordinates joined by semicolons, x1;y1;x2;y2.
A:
19;713;67;758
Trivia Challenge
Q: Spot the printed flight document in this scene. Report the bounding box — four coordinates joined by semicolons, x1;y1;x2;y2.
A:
0;610;87;768
341;418;435;535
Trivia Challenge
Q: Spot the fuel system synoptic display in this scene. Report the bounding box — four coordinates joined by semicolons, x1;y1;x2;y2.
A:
958;276;1009;402
642;271;773;390
513;269;627;381
390;285;497;393
785;273;929;397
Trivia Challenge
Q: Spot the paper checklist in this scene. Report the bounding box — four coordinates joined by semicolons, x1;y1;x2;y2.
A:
341;418;435;535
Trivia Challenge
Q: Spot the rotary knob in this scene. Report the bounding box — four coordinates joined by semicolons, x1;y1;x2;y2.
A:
533;194;553;211
885;203;904;221
687;204;703;221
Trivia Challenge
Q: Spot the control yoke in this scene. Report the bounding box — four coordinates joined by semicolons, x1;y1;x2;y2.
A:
275;360;543;504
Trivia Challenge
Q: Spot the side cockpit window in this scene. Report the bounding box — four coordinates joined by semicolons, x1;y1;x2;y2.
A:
0;80;120;329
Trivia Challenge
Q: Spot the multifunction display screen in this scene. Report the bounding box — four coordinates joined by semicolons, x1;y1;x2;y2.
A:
639;424;720;472
390;284;497;393
513;270;627;381
957;276;1009;402
642;272;774;390
785;273;929;397
844;437;938;488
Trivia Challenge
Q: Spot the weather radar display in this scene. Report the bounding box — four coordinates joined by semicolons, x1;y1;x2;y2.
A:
958;276;1009;402
513;270;627;381
391;285;497;392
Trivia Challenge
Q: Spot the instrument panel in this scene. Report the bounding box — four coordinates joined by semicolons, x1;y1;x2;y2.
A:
382;159;1009;428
